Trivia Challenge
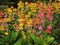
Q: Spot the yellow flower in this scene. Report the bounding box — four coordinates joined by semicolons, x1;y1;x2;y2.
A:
26;19;32;26
25;15;30;18
7;8;12;13
0;26;4;30
20;27;23;30
29;3;37;9
17;1;24;9
32;9;37;12
5;32;8;35
18;19;25;22
25;1;29;5
29;3;33;8
17;1;22;6
19;23;24;27
33;4;37;8
52;3;60;12
5;18;11;22
28;12;32;15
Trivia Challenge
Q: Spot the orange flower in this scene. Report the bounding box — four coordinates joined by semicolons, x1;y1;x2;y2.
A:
35;18;40;24
32;18;41;26
16;26;20;32
0;18;3;22
0;10;3;17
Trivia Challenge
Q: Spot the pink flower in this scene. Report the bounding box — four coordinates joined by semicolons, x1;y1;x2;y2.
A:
48;16;53;21
38;26;43;31
47;25;52;30
46;15;53;21
39;12;44;19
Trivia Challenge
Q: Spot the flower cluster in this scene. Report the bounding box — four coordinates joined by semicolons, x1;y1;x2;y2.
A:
0;1;59;35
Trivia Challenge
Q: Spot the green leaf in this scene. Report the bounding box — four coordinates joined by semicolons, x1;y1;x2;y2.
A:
51;41;58;45
0;40;3;44
0;30;4;34
0;35;9;44
9;31;18;40
13;37;23;45
47;36;54;44
30;33;42;44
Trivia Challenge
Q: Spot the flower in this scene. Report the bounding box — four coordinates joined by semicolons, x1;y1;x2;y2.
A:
17;1;24;9
39;12;44;19
20;27;23;30
38;2;43;10
25;15;30;18
28;12;32;15
17;1;23;6
35;18;41;24
18;19;25;22
52;2;60;13
19;23;24;27
16;26;20;32
21;15;26;19
26;19;32;26
25;1;29;5
0;18;3;22
47;25;52;30
48;16;53;21
45;29;51;34
0;10;3;17
46;14;53;21
7;8;12;13
0;26;4;30
38;26;43;31
5;32;8;35
4;18;11;22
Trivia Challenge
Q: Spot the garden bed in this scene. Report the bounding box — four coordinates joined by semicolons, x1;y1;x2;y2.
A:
0;0;60;45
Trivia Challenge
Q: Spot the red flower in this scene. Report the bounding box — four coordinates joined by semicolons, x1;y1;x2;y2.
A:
21;15;25;19
45;29;51;34
0;10;3;17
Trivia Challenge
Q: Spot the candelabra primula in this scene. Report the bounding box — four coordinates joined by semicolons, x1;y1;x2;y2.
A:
0;1;59;45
